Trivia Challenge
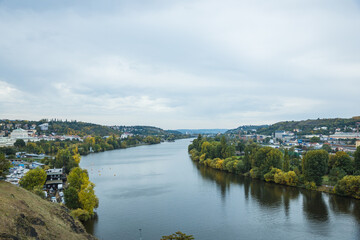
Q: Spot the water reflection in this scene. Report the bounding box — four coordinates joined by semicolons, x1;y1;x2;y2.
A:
194;160;360;226
82;213;98;236
302;190;329;222
282;187;299;217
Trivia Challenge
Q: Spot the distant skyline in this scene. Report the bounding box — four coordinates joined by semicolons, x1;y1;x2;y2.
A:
0;0;359;129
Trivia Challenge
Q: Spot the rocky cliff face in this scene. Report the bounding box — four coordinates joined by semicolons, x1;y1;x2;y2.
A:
0;181;97;240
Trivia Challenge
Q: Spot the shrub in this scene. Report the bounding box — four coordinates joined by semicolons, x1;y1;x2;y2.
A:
284;171;298;186
335;175;360;199
71;208;91;222
32;185;46;199
304;181;317;190
264;168;282;183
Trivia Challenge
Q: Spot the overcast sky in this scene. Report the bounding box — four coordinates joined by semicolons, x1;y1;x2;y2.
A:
0;0;359;129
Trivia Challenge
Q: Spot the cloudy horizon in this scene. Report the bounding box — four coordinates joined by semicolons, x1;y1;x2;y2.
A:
1;0;359;129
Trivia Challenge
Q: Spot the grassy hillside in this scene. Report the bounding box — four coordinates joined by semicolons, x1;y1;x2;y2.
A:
0;181;96;240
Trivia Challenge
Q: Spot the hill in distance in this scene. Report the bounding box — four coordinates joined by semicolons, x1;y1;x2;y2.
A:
176;129;228;134
227;116;360;135
0;181;96;240
0;119;182;137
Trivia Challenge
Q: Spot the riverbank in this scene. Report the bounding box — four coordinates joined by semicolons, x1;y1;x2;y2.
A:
188;154;360;200
188;135;360;200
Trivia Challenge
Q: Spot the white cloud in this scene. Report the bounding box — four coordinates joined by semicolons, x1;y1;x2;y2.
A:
0;0;359;128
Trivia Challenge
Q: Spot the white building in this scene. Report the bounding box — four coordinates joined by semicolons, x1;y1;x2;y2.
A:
10;128;29;139
329;132;360;140
275;131;294;141
0;137;15;147
39;123;49;131
121;132;134;139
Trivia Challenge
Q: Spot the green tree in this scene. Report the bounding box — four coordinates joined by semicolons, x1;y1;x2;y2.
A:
161;231;194;240
332;151;353;174
64;186;81;209
282;149;290;172
67;167;89;191
19;168;47;191
302;150;328;185
0;153;11;178
253;147;282;179
14;139;26;148
355;146;360;173
55;148;78;174
310;136;320;143
220;136;227;158
321;144;332;153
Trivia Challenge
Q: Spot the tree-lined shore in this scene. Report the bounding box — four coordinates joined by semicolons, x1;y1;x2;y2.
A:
188;135;360;199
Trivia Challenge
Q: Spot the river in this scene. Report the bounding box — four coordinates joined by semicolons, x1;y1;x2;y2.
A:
80;138;360;240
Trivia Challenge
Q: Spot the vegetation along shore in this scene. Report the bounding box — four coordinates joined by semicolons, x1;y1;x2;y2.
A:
188;135;360;199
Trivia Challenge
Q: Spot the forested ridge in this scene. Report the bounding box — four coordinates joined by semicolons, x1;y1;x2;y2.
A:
0;119;182;137
227;116;360;135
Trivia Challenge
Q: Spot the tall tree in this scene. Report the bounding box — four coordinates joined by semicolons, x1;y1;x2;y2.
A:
332;151;353;174
64;186;80;209
0;153;10;178
282;149;290;172
78;182;99;215
302;150;328;185
355;146;360;173
67;167;90;191
55;148;78;174
220;136;227;158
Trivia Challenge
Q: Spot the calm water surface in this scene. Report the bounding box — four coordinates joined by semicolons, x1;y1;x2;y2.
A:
80;139;360;240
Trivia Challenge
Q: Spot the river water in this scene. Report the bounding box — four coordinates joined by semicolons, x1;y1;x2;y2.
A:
80;138;360;240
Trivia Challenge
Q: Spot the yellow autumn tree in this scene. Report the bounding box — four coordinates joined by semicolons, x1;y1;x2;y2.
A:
78;182;99;215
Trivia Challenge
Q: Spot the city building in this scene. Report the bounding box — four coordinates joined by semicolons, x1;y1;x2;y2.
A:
45;168;66;190
121;132;134;139
329;132;360;140
39;123;49;131
10;128;29;139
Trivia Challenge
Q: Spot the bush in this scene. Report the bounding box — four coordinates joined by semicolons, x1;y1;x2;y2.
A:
31;185;45;199
304;181;317;190
235;160;247;173
264;168;282;182
250;167;260;179
284;171;298;186
71;208;91;222
161;231;194;240
335;175;360;199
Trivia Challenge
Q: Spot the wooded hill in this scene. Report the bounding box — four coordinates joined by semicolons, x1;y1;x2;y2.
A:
227;116;360;135
0;119;182;137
